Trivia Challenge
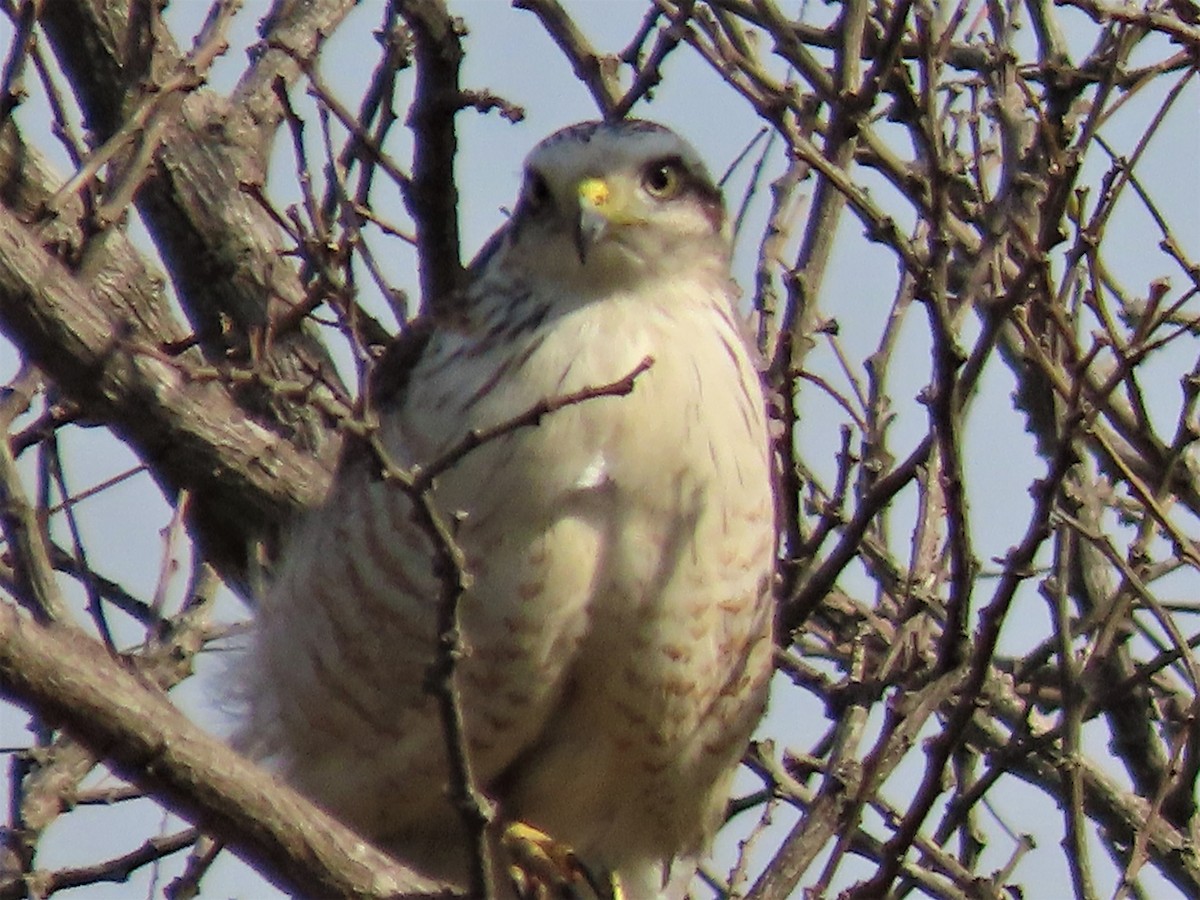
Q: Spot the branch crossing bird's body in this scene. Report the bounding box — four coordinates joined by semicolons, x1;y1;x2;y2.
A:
238;120;776;899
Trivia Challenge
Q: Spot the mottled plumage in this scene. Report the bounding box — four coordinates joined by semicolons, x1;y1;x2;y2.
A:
239;120;776;899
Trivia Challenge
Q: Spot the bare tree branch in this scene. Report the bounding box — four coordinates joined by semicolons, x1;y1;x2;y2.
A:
0;602;456;900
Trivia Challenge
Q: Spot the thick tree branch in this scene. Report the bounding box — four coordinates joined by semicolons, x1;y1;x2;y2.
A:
38;0;355;453
0;601;456;899
0;196;330;582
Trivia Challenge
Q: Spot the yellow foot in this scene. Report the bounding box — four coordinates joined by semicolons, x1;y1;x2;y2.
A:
500;821;624;900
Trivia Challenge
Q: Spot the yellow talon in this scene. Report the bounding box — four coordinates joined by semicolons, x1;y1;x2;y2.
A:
500;821;623;900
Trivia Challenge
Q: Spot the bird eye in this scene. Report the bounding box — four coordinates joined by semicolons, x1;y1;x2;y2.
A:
523;171;552;210
642;159;685;199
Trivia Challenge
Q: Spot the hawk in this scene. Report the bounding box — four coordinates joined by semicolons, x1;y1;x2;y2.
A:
239;120;777;899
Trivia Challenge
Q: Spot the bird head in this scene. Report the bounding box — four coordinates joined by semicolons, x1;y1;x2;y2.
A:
499;120;730;291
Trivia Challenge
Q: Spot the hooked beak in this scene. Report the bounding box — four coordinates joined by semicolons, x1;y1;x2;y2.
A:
575;177;612;264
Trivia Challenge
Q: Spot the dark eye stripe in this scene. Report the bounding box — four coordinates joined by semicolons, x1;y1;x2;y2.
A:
670;161;724;219
676;166;725;231
524;171;552;208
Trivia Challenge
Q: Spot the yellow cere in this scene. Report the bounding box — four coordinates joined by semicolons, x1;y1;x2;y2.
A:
578;177;610;208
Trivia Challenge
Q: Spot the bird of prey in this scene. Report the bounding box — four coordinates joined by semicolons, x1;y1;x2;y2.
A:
237;119;777;899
